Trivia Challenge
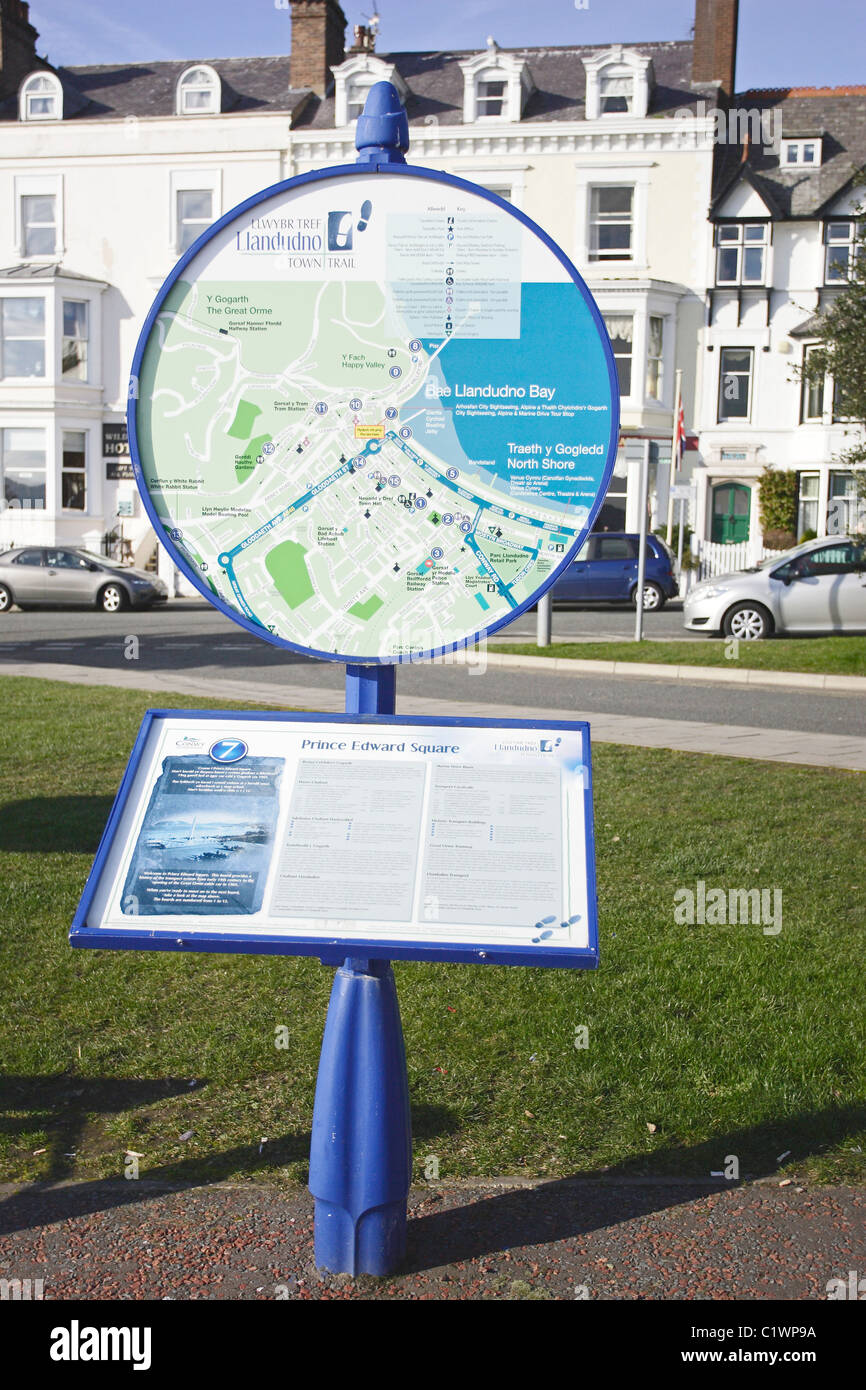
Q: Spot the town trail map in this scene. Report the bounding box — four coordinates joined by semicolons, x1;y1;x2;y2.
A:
133;171;616;660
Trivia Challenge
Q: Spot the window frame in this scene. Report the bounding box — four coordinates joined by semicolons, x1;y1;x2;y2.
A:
19;71;63;123
176;65;221;116
170;170;221;256
602;312;634;399
20;193;58;258
781;138;821;168
717;346;755;423
589;185;634;263
824;220;856;283
645;314;665;401
61;429;88;513
598;68;634;115
0;296;47;381
61;299;89;383
714;222;769;286
0;427;48;511
800;343;826;423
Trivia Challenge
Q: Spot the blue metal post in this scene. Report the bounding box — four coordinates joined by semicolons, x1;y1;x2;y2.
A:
308;83;412;1276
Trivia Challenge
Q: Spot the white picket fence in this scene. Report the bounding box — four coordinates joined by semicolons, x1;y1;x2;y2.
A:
697;539;785;581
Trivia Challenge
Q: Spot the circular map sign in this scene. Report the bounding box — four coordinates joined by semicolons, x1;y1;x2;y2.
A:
129;165;618;663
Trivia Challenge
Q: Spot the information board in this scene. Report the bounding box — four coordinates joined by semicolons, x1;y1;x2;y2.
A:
129;165;618;663
71;712;598;969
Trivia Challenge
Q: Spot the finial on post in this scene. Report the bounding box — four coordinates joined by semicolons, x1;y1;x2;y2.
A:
355;80;409;165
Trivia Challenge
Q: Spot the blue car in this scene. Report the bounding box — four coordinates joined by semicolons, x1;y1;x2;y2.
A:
551;532;678;610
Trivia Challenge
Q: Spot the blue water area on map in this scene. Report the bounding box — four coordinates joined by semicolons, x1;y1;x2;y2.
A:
405;282;615;518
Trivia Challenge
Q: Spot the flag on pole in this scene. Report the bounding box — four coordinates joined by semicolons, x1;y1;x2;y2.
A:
673;396;686;473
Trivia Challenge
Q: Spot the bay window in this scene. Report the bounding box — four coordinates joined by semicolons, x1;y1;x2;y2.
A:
1;428;47;508
603;314;633;397
0;298;45;378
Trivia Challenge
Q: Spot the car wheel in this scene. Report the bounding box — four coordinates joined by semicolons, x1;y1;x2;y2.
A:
0;583;12;613
99;583;127;613
632;581;665;611
722;601;772;640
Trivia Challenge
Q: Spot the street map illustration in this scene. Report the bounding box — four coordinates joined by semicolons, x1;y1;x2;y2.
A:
132;171;617;660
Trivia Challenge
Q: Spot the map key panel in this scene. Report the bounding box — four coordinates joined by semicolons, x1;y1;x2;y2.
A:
131;170;618;661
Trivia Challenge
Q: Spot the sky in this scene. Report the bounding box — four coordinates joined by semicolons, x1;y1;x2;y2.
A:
29;0;866;92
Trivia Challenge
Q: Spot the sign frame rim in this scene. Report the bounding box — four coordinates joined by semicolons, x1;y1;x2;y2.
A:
128;161;620;664
69;709;600;970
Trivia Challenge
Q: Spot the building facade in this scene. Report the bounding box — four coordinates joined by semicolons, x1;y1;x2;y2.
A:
0;0;859;590
695;88;866;558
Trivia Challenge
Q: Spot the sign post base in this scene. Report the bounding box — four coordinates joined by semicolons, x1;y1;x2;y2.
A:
309;957;412;1276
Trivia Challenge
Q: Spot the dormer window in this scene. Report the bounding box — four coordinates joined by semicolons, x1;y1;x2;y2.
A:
599;69;633;115
459;43;534;124
781;138;822;168
476;74;507;118
583;47;653;121
19;71;63;122
177;65;221;116
332;54;408;128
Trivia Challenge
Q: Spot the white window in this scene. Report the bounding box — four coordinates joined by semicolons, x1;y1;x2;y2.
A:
646;315;664;400
459;47;533;124
718;347;754;422
1;428;47;509
0;298;46;378
603;314;633;397
21;194;57;257
599;69;633;114
176;189;213;253
715;223;768;285
177;65;220;115
800;344;825;422
62;430;87;511
589;186;633;261
583;48;653;121
170;171;221;255
476;72;507;117
19;71;63;122
824;220;856;282
62;301;88;381
781;138;821;168
797;473;819;537
346;76;373;123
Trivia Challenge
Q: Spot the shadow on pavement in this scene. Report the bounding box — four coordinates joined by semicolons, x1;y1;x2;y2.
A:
404;1102;866;1270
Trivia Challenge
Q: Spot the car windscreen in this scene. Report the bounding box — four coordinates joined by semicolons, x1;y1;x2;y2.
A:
77;550;125;569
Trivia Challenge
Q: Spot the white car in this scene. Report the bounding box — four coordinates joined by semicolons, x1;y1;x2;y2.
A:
683;536;866;639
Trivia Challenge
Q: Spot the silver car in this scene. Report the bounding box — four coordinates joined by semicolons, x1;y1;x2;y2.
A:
0;546;168;613
683;536;866;639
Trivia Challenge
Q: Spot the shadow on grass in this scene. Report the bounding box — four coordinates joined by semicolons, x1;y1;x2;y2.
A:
0;1075;459;1239
0;797;114;853
1;1077;861;1266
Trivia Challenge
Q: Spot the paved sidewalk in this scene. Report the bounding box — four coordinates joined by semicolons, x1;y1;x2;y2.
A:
2;661;865;770
0;1179;862;1300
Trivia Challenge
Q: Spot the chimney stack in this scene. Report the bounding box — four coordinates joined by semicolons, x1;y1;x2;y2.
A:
692;0;739;101
0;0;41;102
289;0;347;96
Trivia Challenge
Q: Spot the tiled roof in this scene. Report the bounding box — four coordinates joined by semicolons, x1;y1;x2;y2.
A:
0;55;312;121
712;88;866;219
0;40;712;125
297;40;712;128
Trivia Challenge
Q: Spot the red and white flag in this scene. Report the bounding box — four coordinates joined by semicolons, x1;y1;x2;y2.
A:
673;397;686;472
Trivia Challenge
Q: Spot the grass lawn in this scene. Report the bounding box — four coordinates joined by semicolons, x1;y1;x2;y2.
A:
490;636;866;677
1;675;863;1190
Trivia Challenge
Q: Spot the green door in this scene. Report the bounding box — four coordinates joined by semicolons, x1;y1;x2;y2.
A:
711;482;751;543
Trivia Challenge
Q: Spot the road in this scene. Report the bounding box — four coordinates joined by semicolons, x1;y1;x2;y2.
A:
1;601;863;739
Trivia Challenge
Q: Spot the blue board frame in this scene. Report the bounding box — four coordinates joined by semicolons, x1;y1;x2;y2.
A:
128;162;620;666
70;711;599;971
